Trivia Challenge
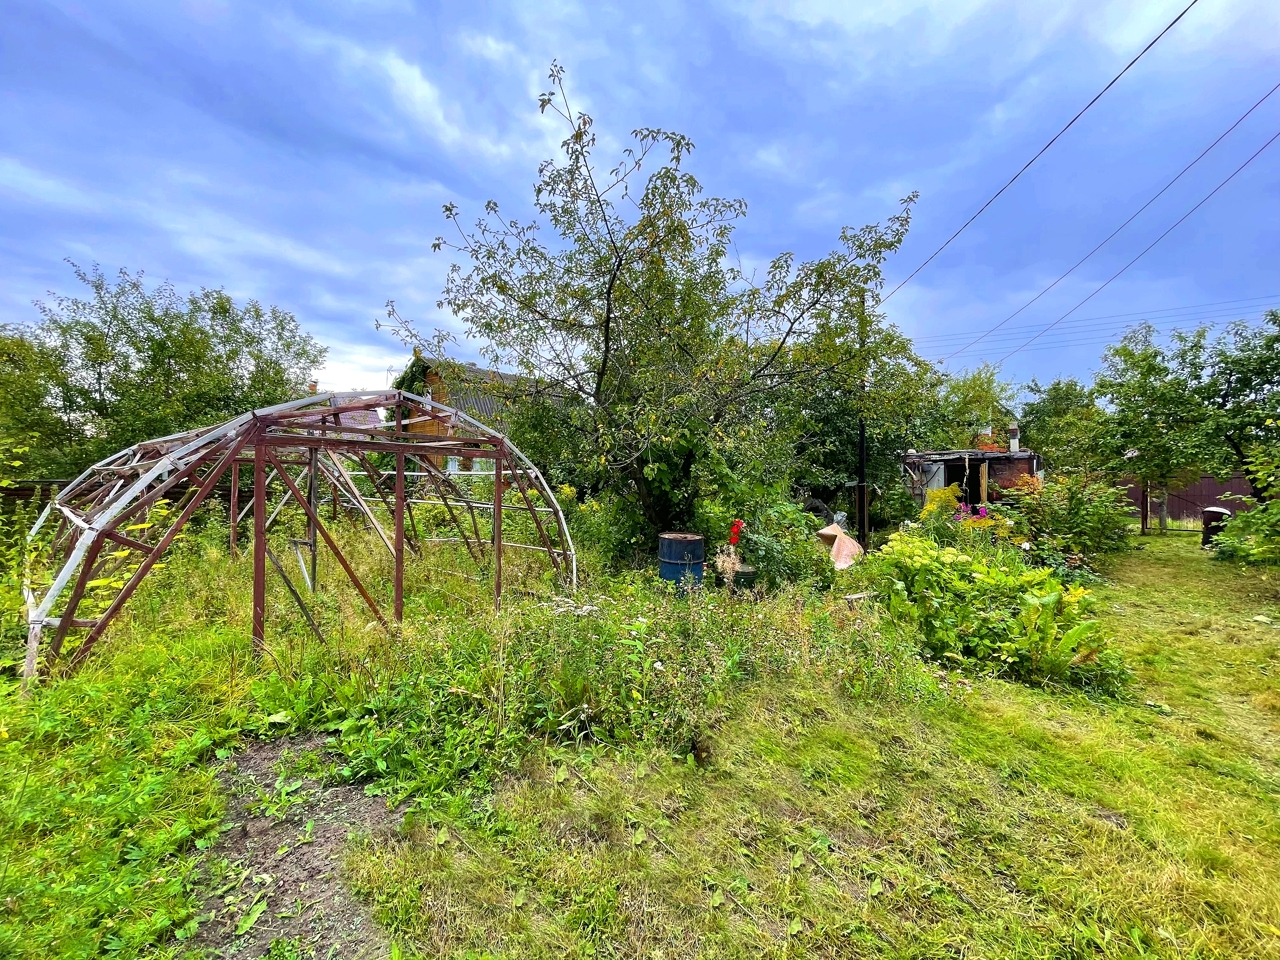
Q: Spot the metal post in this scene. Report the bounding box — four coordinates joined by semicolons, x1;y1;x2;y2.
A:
229;460;239;556
493;449;503;612
307;446;318;591
856;416;869;550
394;404;404;622
253;437;266;655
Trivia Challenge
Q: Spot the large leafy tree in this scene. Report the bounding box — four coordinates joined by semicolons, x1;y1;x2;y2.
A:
400;65;916;536
1017;378;1106;472
924;364;1016;450
1;263;327;479
1092;312;1280;512
1093;324;1205;531
785;296;940;507
1169;311;1280;497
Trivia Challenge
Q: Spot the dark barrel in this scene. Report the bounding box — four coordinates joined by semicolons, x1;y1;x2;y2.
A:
658;532;705;587
1202;506;1232;548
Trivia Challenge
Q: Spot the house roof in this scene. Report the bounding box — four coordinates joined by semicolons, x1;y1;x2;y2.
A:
903;449;1038;462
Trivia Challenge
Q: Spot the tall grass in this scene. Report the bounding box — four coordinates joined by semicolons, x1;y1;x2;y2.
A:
0;506;924;958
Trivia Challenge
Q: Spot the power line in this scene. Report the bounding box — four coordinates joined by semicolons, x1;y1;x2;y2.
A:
881;0;1201;305
922;299;1280;347
916;295;1279;346
941;80;1280;360
931;307;1276;356
995;127;1280;364
933;312;1270;360
932;311;1278;360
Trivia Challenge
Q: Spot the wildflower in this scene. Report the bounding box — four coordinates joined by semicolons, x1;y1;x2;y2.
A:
653;660;665;672
1020;542;1031;551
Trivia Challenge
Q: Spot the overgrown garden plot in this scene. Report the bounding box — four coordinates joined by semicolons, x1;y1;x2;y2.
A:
2;534;1278;959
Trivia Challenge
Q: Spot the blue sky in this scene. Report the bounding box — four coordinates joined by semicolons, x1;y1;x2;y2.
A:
1;0;1277;392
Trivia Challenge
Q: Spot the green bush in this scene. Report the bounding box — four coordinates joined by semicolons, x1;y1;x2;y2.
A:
998;473;1134;575
870;482;918;530
872;531;1129;695
1213;444;1280;565
695;495;832;589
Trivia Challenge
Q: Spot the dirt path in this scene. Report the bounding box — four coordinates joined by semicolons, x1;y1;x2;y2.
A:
187;736;400;959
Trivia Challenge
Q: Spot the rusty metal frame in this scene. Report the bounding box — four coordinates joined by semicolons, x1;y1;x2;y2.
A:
22;390;576;682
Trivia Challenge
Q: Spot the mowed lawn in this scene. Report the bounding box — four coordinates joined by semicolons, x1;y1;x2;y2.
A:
346;536;1280;959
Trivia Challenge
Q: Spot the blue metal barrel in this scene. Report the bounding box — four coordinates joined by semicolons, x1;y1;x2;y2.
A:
658;532;704;587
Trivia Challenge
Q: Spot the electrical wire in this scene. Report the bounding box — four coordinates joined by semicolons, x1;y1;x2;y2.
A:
940;80;1280;360
880;0;1201;305
918;297;1279;348
994;128;1280;364
932;312;1275;358
931;311;1272;361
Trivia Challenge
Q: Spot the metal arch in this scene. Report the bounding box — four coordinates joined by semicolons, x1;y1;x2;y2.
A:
22;390;576;684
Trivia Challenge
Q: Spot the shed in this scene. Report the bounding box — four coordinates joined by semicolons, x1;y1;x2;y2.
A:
903;448;1043;506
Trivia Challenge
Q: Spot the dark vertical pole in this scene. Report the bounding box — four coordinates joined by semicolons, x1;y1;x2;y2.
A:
856;288;870;551
394;404;404;622
252;437;266;655
493;449;503;612
229;460;239;556
1140;480;1149;535
307;446;318;591
857;416;869;550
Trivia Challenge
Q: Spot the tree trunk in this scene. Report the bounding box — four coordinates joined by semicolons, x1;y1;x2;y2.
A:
1157;484;1169;535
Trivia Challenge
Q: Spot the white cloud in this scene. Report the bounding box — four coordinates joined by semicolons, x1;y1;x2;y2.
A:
378;51;482;151
281;22;531;161
0;158;96;210
316;338;407;392
1087;0;1280;57
459;32;520;63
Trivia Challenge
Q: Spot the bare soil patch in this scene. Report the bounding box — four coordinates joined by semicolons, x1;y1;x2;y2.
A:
186;735;402;959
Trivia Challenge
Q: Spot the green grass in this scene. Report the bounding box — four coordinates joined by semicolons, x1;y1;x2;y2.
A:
347;537;1280;959
2;529;1279;958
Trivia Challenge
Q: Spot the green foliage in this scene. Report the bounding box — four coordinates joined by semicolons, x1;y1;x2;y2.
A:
1094;324;1207;497
928;363;1016;450
1170;311;1280;490
869;480;919;529
872;532;1129;695
0;263;326;480
691;435;833;589
999;474;1135;575
1213;442;1280;564
389;64;915;540
1017;378;1105;472
727;500;831;590
782;299;940;506
1093;312;1280;503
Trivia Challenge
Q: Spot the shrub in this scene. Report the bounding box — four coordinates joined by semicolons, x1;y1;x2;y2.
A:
872;531;1129;695
1213;444;1280;565
696;494;832;590
870;482;918;529
998;474;1134;574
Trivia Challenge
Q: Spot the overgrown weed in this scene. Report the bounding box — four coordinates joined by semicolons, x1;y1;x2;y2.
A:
0;509;912;958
